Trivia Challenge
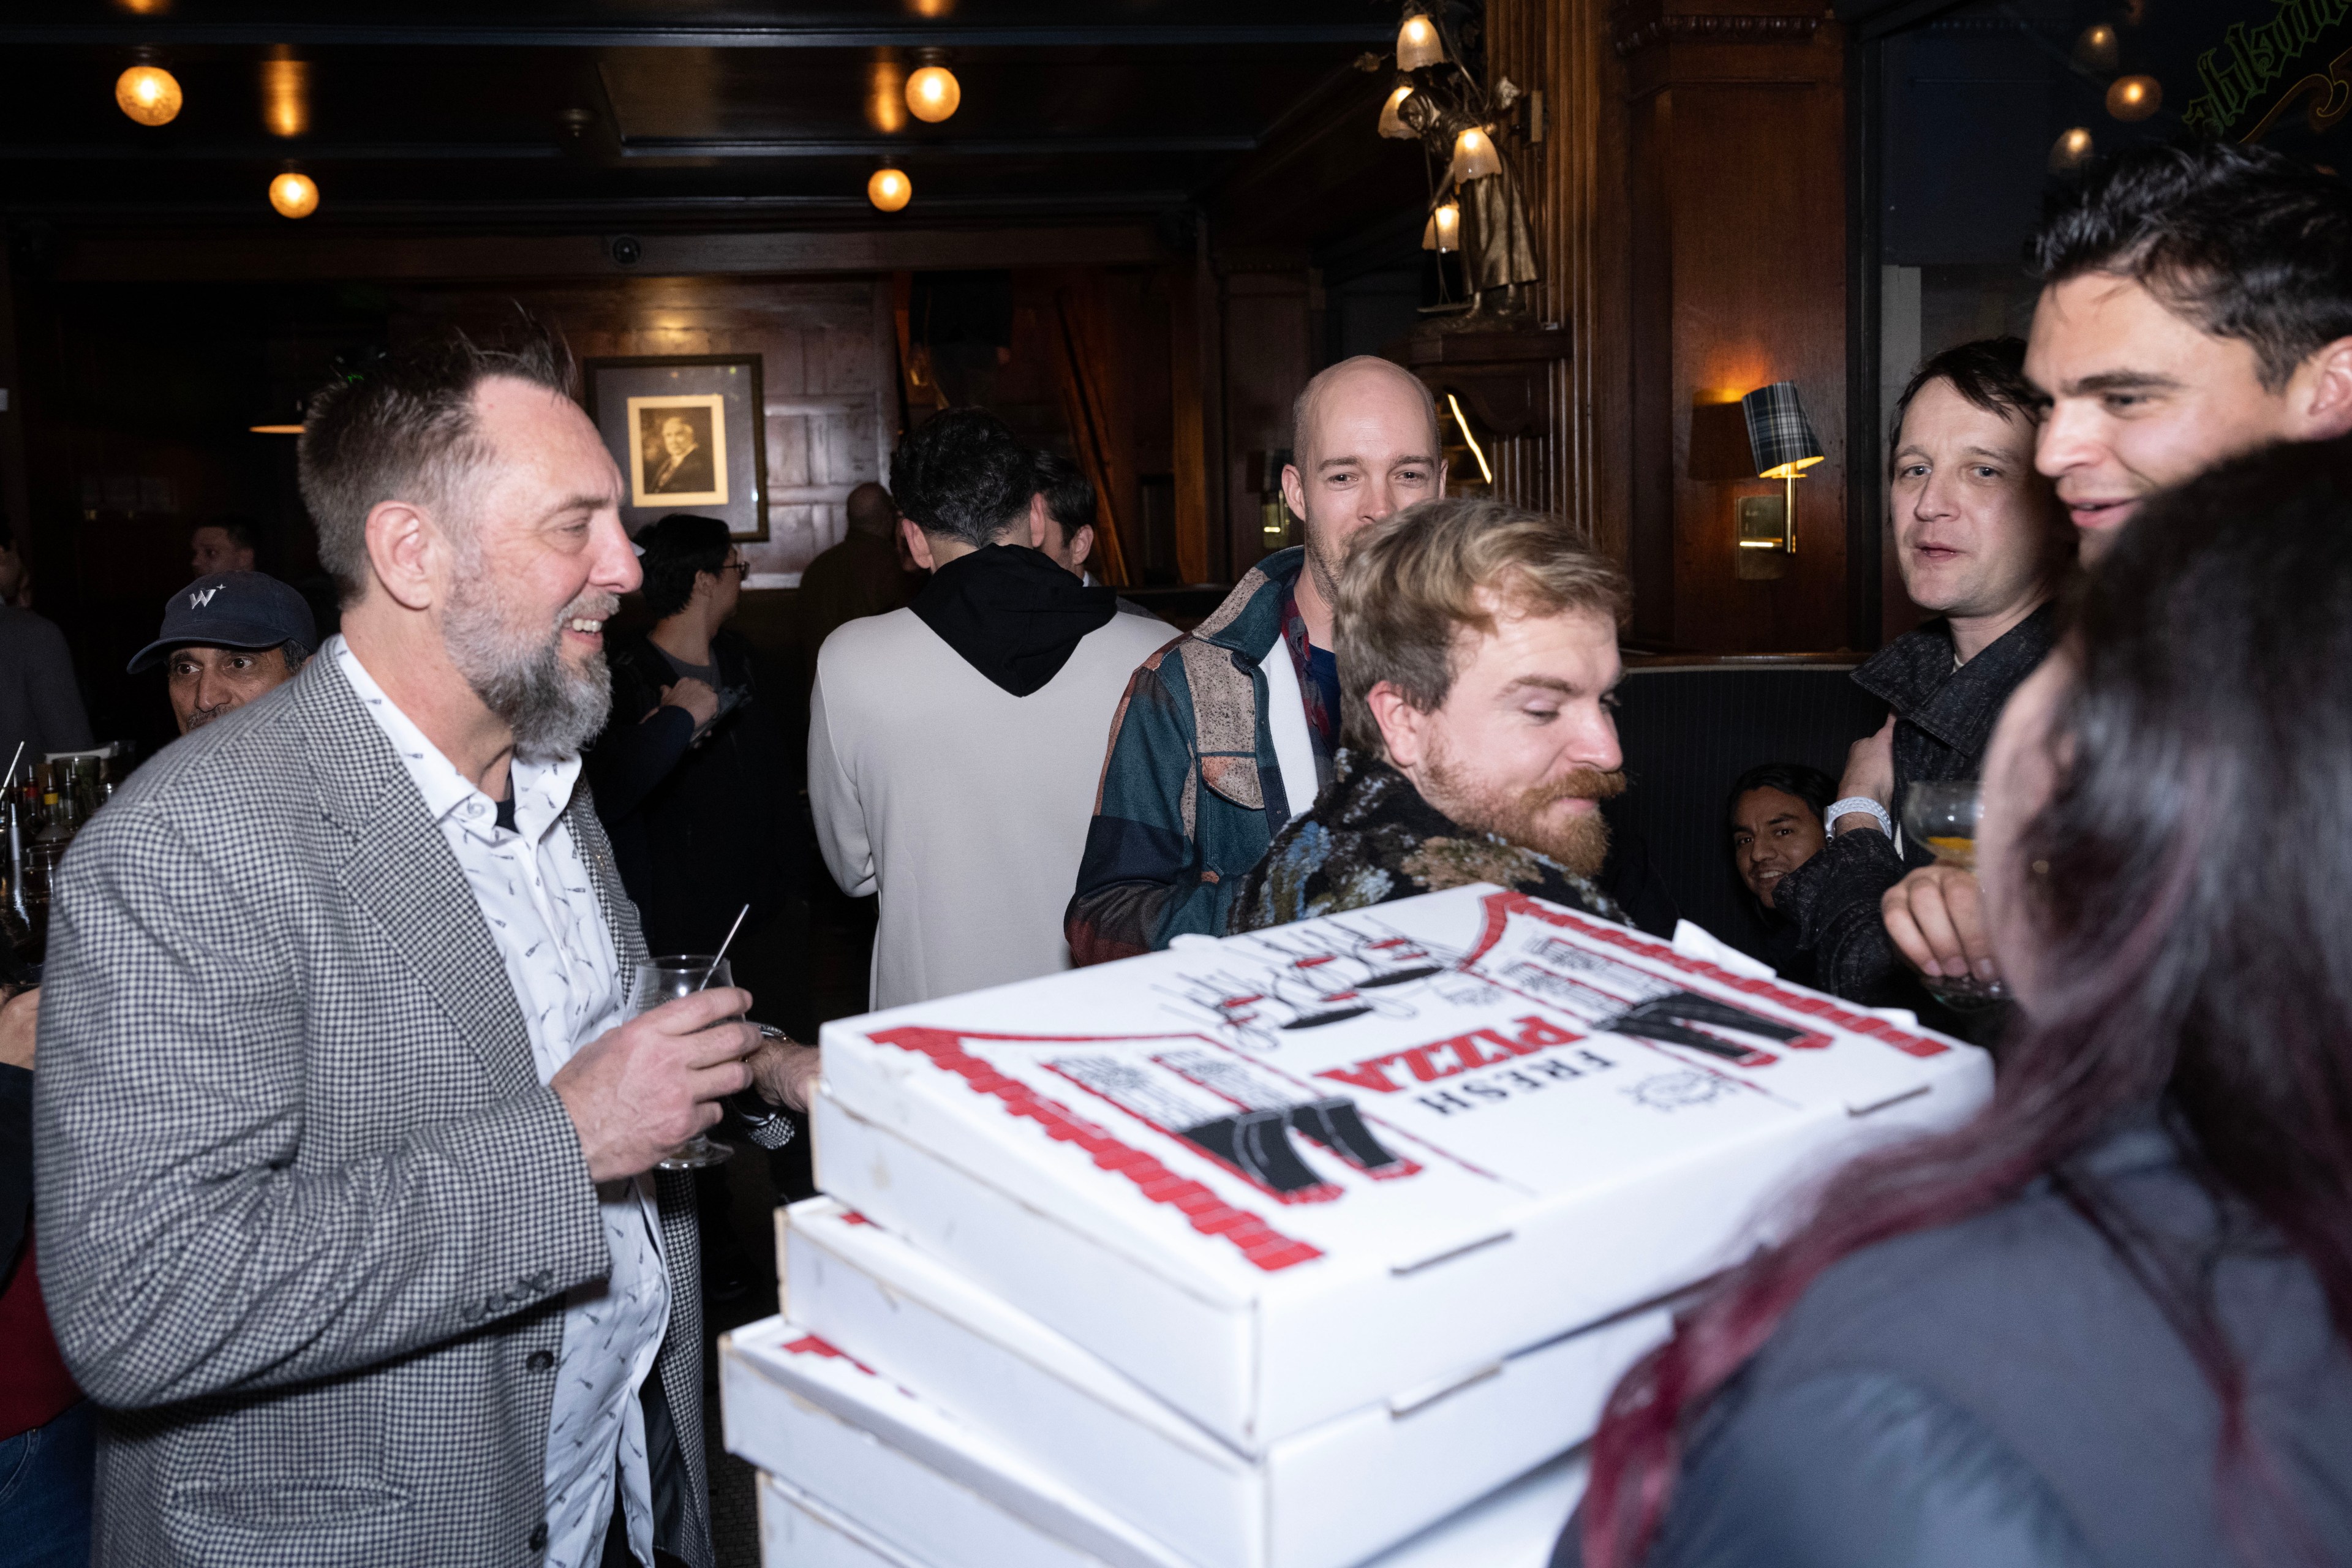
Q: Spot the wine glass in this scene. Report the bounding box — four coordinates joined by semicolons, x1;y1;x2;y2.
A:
631;954;741;1170
1899;781;2008;1003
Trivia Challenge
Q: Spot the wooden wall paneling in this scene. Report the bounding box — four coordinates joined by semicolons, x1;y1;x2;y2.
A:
1618;2;1848;654
390;276;891;584
1168;254;1215;586
0;232;29;573
1218;260;1314;579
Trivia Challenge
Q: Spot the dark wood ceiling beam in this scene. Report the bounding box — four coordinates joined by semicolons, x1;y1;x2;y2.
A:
1;21;1387;49
0;137;1257;162
46;224;1175;282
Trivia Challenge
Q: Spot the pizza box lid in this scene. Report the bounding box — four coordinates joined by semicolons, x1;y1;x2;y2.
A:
814;884;1991;1452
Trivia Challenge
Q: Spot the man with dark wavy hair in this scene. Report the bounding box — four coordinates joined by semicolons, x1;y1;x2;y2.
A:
2027;138;2352;562
1891;140;2352;994
808;409;1170;1006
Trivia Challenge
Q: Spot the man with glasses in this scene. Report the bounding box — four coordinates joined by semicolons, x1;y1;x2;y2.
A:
590;514;805;1035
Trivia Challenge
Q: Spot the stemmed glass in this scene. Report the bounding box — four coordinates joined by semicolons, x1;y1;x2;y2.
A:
1899;781;2008;1003
631;954;741;1170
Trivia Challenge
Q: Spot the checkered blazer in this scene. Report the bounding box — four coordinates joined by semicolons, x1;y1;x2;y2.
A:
33;652;714;1568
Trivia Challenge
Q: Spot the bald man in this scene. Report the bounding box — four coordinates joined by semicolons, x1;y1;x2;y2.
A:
1066;355;1446;959
797;480;924;678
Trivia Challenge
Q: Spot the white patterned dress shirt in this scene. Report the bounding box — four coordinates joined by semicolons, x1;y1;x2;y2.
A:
334;636;670;1568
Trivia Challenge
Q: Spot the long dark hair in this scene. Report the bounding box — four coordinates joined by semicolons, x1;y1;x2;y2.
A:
1583;437;2352;1564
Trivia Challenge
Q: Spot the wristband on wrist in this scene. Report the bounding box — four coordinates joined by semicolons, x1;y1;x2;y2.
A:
1827;796;1893;838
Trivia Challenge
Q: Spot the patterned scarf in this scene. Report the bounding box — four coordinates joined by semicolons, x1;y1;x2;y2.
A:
1228;748;1624;933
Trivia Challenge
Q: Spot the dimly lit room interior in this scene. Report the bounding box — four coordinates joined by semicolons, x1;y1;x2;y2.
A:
4;2;2346;1566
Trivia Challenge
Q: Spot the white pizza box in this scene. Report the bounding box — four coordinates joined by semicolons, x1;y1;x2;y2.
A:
813;884;1991;1452
781;1194;1668;1568
753;1453;1592;1568
728;1315;1593;1568
722;1316;1186;1568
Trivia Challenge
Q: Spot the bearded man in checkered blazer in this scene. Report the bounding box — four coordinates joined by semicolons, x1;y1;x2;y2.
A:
32;325;820;1567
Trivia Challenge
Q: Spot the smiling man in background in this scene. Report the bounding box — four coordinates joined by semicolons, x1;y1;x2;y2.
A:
1067;355;1446;960
1229;497;1628;932
1888;139;2352;991
2026;139;2352;562
1768;336;2070;1009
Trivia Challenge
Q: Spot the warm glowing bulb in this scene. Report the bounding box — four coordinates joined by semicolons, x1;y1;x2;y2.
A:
2106;74;2161;121
2071;23;2119;73
1396;13;1444;70
269;172;319;218
867;58;908;133
261;56;309;138
1447;126;1502;184
115;64;183;126
1377;82;1416;139
1422;200;1460;252
2049;126;2095;173
906;65;960;123
868;167;912;212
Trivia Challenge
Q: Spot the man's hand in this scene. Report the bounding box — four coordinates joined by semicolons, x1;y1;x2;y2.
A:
0;986;36;1069
748;1035;821;1114
1834;716;1896;834
658;677;720;729
1882;865;1999;984
552;989;757;1182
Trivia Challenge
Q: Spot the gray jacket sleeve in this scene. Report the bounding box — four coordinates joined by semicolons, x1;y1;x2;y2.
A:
1770;828;1911;1003
31;802;611;1411
1553;1373;2097;1568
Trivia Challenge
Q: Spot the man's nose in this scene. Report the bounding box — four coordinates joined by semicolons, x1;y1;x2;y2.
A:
590;513;643;594
1913;470;1958;520
2036;402;2098;480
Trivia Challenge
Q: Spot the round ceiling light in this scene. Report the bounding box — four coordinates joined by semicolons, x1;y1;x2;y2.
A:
270;171;320;218
2106;75;2162;121
906;62;960;123
115;64;183;126
1397;14;1444;70
868;167;913;212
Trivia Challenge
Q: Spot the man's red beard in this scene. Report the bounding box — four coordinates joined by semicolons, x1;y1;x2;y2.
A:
1423;753;1627;878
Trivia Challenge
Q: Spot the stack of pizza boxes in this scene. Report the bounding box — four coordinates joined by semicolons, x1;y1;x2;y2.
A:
720;884;1994;1568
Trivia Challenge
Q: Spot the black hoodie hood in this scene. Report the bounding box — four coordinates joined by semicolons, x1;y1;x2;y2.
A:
911;544;1118;697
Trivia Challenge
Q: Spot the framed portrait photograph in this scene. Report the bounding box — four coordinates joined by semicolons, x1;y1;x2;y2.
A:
584;355;767;540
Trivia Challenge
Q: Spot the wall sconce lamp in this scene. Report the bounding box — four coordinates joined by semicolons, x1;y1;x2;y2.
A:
1739;380;1823;558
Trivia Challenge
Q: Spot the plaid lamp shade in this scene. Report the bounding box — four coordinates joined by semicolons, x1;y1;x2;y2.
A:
1741;381;1825;479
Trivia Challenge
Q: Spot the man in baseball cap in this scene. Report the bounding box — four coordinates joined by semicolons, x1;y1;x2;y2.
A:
127;570;318;736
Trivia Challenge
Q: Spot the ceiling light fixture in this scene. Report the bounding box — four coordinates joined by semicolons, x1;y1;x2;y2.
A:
115;62;183;126
260;53;309;138
1396;13;1444;70
906;50;960;123
2106;75;2162;120
1377;81;1417;138
1421;198;1460;252
867;56;909;134
2048;126;2094;175
868;166;913;212
269;170;319;219
1447;126;1501;184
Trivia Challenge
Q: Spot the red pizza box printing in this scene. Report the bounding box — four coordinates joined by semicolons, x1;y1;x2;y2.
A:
813;884;1992;1453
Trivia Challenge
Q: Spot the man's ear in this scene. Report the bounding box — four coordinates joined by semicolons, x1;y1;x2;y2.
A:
1069;523;1094;573
2298;335;2352;439
899;515;938;573
364;499;445;612
1279;462;1308;533
1025;494;1052;552
1366;680;1429;771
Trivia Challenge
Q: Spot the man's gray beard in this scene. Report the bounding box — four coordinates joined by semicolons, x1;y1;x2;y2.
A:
442;569;614;763
1422;748;1623;878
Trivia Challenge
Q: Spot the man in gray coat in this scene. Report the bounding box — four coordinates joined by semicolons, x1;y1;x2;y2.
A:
32;326;818;1567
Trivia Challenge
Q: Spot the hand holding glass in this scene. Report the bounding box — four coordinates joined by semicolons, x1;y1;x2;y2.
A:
631;956;744;1169
1898;782;2007;1003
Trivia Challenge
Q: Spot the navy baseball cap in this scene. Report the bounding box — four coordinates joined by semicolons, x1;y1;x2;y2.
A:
127;571;319;674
